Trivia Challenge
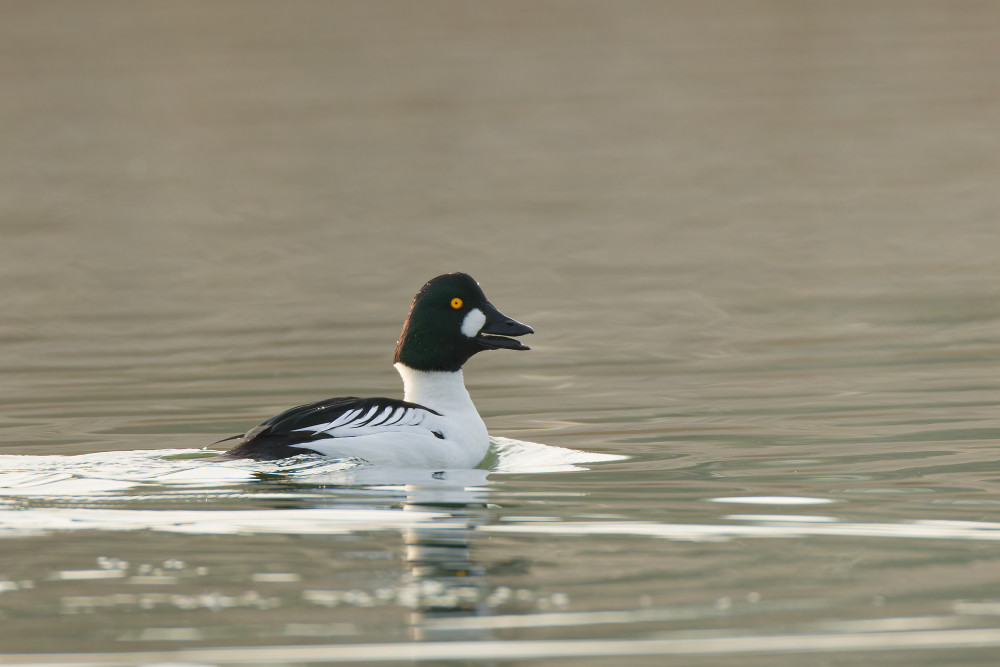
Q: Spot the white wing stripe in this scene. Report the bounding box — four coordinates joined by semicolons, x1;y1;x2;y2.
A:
331;408;362;429
292;408;361;434
354;406;380;426
368;407;396;427
290;403;434;437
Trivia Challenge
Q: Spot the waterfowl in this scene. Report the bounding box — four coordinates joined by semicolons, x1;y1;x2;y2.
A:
220;273;532;467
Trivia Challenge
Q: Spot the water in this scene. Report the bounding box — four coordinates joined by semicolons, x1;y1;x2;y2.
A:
3;1;1000;664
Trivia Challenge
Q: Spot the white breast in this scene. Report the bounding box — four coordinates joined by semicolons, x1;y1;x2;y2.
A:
289;365;490;469
395;363;490;466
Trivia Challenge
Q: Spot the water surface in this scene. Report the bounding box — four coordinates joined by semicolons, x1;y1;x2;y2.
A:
3;1;1000;664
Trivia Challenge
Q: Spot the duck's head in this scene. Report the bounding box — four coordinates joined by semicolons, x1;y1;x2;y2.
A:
393;273;534;372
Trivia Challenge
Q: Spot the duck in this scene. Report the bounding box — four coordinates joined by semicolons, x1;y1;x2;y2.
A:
219;273;533;468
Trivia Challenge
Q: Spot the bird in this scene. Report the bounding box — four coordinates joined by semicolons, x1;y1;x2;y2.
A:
219;273;533;468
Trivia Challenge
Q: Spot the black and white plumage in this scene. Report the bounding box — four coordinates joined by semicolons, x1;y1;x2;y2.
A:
216;397;442;461
221;273;533;467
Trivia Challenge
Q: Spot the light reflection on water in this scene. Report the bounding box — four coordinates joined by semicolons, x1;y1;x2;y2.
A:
4;0;1000;664
3;441;1000;661
0;437;621;503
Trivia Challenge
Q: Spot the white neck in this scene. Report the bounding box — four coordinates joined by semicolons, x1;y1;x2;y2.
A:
394;363;477;415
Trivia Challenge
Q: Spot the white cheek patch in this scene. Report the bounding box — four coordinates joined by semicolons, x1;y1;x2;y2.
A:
461;308;486;338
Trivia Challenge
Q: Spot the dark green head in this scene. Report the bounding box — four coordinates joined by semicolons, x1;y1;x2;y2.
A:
393;273;533;372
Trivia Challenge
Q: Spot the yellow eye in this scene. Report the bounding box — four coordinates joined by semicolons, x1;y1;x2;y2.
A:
450;297;463;309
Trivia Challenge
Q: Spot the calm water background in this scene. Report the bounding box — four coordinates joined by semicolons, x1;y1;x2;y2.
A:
3;1;1000;664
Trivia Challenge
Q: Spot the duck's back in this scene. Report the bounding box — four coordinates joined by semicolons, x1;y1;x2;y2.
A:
223;396;444;461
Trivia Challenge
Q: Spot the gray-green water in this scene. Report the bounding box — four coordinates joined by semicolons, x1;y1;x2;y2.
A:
3;1;1000;664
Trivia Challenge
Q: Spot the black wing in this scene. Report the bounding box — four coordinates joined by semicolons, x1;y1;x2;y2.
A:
221;396;439;461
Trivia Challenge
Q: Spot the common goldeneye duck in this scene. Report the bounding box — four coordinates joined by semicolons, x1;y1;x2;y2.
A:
220;272;533;467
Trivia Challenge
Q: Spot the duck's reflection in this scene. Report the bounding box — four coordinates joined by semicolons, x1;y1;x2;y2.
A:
291;466;497;640
401;483;492;641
